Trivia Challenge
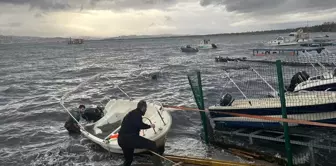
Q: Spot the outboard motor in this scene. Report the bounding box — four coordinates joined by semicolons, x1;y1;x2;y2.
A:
333;68;336;77
211;44;217;49
220;93;234;106
287;71;310;92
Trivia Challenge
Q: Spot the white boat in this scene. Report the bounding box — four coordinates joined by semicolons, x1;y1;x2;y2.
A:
287;70;336;92
181;45;199;53
266;29;312;46
208;70;336;129
60;74;172;154
198;39;217;49
209;91;336;129
82;99;172;154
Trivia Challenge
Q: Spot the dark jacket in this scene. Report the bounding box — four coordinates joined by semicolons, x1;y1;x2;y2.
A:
119;108;151;136
81;107;103;122
64;109;81;133
65;109;81;124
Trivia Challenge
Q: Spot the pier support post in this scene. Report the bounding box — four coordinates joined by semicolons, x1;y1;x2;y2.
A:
309;145;315;166
276;60;293;166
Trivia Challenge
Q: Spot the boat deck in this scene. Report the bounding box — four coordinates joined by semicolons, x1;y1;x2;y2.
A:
84;122;121;139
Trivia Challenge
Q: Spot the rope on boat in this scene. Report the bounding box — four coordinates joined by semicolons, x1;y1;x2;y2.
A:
104;76;133;100
148;150;177;165
163;105;336;128
223;70;252;106
60;73;102;132
250;67;277;94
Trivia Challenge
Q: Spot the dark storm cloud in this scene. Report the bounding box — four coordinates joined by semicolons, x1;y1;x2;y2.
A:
0;0;71;11
91;0;178;11
200;0;336;15
0;0;178;11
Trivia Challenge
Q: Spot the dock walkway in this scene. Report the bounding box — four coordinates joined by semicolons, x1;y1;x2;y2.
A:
250;47;325;56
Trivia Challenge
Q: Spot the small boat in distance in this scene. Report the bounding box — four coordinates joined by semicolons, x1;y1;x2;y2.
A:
181;45;199;53
68;37;84;44
198;39;218;49
265;29;312;46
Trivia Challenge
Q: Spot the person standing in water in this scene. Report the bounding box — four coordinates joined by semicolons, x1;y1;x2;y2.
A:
117;100;162;166
64;105;85;134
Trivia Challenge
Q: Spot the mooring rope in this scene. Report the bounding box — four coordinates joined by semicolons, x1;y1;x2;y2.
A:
163;105;336;128
148;150;177;164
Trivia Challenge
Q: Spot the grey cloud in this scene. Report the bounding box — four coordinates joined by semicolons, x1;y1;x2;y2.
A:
0;22;22;28
9;22;22;27
200;0;336;15
164;16;172;22
91;0;178;11
34;13;44;18
0;0;178;11
0;0;71;11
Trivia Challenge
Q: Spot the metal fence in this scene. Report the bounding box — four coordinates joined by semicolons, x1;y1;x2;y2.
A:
189;47;336;166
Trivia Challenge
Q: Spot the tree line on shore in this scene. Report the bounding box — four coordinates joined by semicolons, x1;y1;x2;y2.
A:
221;22;336;36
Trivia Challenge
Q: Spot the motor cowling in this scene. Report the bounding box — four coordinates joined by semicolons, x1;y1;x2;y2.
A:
220;93;234;106
287;71;310;92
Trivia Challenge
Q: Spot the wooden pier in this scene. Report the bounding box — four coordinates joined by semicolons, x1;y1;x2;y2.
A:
165;155;257;166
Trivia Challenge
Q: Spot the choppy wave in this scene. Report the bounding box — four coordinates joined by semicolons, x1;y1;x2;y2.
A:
1;34;336;165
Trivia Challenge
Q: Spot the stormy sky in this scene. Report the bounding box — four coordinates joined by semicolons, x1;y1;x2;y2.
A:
0;0;335;37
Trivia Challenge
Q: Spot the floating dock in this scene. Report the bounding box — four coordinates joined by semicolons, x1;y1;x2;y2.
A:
214;56;335;67
250;47;325;56
300;42;336;47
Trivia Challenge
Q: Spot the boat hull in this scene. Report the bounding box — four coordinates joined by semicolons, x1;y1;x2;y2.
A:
81;99;173;154
198;43;217;49
81;129;169;154
295;81;336;92
265;42;299;46
181;47;198;53
209;103;336;129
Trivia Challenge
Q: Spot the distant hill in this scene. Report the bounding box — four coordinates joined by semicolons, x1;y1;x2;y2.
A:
1;22;335;42
209;21;336;36
102;21;336;40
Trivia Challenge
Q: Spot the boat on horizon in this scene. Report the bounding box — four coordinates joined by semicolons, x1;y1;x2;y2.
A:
197;39;218;49
265;29;312;47
181;45;199;53
68;37;84;44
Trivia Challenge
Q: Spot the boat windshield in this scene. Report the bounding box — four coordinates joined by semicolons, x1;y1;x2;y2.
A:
309;75;323;80
276;36;284;40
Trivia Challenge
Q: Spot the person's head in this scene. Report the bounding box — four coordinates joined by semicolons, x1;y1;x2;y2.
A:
79;105;85;112
137;100;147;115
